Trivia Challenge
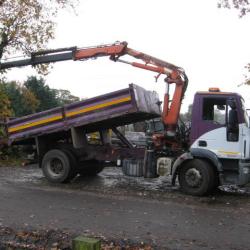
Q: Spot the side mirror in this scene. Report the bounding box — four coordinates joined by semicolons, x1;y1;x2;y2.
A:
227;109;239;141
217;104;225;111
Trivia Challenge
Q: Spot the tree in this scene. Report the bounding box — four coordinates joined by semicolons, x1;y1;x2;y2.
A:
2;76;79;117
218;0;250;17
0;83;11;119
3;81;23;117
21;87;40;115
218;1;250;84
0;84;11;141
24;76;80;112
0;0;78;72
3;81;40;116
55;89;80;105
24;76;59;111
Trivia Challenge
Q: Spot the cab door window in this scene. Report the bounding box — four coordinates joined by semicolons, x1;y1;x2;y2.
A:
202;98;226;125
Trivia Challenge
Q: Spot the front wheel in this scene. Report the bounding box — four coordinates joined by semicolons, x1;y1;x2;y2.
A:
178;159;215;196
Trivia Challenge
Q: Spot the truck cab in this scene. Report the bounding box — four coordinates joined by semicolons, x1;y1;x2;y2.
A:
170;88;250;196
189;88;250;187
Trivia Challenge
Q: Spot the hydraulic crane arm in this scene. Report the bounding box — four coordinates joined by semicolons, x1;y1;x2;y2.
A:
0;42;127;69
0;41;188;136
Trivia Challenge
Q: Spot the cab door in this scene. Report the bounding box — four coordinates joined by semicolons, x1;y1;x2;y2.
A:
191;95;242;160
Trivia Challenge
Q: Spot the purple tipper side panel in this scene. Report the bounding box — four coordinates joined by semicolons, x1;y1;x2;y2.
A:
65;104;134;127
7;84;161;144
9;122;65;141
8;107;62;127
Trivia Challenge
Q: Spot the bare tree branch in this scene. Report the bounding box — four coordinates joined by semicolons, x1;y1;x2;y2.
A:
0;0;78;76
218;0;250;17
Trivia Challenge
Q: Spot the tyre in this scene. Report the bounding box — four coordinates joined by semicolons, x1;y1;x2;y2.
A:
78;160;104;176
62;149;78;180
42;149;76;183
178;159;215;196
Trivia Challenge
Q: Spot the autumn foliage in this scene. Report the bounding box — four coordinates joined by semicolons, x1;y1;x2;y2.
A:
0;76;80;119
0;84;11;119
0;0;78;74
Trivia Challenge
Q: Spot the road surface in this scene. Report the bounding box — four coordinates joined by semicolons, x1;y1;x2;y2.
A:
0;165;250;249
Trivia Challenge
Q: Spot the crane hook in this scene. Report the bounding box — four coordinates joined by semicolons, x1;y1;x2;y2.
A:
154;73;162;82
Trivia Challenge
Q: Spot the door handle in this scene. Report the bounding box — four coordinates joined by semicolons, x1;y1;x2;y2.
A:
198;140;207;147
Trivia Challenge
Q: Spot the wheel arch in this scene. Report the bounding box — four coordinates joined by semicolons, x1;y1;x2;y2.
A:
171;148;222;185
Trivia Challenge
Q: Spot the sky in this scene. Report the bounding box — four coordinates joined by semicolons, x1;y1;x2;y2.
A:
5;0;250;112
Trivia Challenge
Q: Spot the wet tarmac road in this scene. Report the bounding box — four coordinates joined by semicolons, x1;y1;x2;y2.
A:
0;165;250;249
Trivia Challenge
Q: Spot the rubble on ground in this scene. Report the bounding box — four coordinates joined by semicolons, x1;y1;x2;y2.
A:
0;227;153;250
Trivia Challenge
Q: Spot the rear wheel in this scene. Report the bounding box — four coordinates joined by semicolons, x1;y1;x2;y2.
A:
62;149;78;180
42;149;76;183
78;160;104;176
178;159;215;196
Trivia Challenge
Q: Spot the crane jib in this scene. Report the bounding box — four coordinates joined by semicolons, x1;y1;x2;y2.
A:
0;51;74;70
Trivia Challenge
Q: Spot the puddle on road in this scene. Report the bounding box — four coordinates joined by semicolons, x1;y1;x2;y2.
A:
220;185;250;194
0;165;178;196
70;167;175;194
1;165;250;199
0;165;43;185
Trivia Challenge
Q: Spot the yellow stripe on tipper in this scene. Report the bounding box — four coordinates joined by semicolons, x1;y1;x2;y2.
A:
8;96;131;133
66;96;131;118
8;115;63;133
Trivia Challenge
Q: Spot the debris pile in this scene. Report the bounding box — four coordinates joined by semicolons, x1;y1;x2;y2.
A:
0;227;153;250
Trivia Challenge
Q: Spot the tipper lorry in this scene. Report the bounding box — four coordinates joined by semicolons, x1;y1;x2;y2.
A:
1;41;250;196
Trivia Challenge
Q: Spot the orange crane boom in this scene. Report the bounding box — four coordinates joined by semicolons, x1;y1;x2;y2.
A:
0;41;188;136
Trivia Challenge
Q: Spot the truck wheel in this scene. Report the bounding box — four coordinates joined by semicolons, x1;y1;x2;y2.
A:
42;149;76;183
178;159;215;196
78;160;104;176
62;149;78;180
